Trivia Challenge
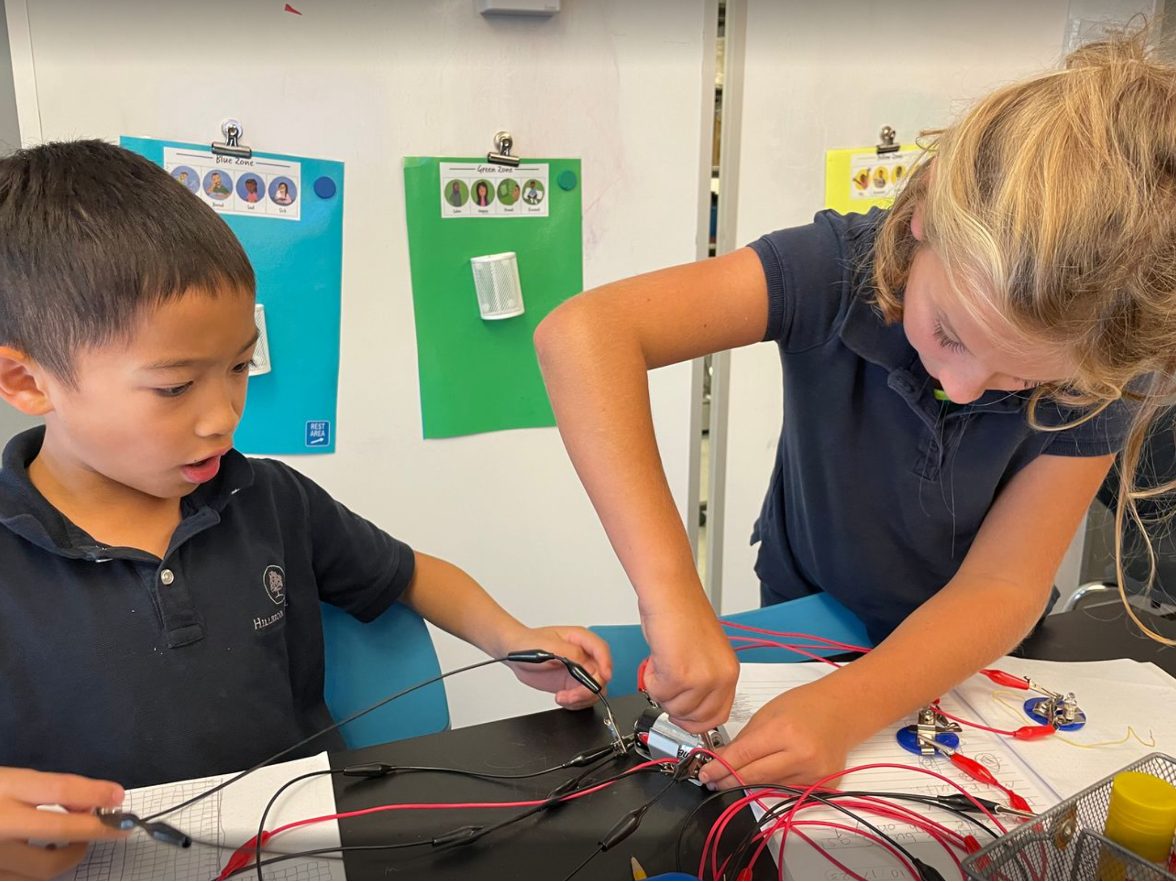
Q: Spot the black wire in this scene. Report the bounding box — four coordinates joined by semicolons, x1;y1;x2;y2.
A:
837;791;999;839
226;759;667;879
140;657;505;823
562;769;681;880
249;750;631;878
383;761;585;781
722;788;922;878
672;785;1002;877
255;770;332;880
564;844;604;880
437;751;627;849
144;652;617;826
227;841;438;878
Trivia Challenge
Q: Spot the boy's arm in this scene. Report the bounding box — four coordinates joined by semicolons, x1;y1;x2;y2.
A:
280;465;611;707
699;452;1114;788
400;552;613;709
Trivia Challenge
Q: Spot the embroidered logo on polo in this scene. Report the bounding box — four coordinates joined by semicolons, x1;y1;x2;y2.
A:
254;564;287;631
263;565;286;605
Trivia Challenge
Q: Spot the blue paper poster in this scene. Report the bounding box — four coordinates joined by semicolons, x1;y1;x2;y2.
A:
122;135;343;455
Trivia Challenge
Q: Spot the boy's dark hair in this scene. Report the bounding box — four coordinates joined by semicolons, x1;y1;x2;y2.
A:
0;139;255;382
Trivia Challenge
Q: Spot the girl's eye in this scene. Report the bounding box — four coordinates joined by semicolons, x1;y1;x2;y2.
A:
933;318;968;354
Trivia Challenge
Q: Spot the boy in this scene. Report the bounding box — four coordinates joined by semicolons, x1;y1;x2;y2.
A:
0;141;611;873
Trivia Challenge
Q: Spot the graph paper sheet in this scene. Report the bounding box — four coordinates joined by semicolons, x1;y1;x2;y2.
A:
63;752;343;881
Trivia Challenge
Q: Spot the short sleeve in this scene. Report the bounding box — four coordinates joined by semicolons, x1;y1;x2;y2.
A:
747;209;878;352
281;465;416;622
1041;397;1135;458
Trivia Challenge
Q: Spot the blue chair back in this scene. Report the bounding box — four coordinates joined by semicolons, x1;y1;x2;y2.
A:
321;602;450;748
591;592;872;697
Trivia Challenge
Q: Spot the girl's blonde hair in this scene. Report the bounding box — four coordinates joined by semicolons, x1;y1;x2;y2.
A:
873;24;1176;643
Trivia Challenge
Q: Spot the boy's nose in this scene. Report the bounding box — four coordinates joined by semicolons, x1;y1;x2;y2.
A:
195;392;241;438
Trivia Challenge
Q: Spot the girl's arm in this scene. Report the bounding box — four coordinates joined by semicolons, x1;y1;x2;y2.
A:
700;451;1114;787
534;247;769;732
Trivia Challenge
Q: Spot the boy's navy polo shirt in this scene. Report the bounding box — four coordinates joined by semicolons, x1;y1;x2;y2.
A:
747;209;1131;644
0;427;415;789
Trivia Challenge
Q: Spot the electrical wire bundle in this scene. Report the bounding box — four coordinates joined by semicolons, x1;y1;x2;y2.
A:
101;630;1047;881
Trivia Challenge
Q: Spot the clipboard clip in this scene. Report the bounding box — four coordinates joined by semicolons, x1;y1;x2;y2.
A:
487;130;520;168
877;125;900;155
212;118;253;160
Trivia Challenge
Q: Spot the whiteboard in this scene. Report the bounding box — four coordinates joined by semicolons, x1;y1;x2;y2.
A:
7;0;716;727
716;0;1156;615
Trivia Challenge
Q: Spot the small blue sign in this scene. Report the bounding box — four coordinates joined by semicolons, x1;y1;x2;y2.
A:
305;420;331;447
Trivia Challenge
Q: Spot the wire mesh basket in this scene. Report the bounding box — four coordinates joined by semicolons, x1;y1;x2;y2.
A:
963;752;1176;880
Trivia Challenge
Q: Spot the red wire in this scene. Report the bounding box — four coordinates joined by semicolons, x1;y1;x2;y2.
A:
238;629;1028;880
755;819;919;880
844;795;969;847
719;622;871;654
779;826;866;880
708;790;967;880
931;704;1022;737
217;759;672;879
701;760;1009;879
774;762;1007;865
729;638;843;667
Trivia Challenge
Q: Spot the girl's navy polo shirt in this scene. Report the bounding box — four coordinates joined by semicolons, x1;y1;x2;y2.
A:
0;427;415;788
747;209;1132;643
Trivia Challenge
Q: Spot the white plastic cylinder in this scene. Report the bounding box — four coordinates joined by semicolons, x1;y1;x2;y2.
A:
470;252;525;320
250;303;273;375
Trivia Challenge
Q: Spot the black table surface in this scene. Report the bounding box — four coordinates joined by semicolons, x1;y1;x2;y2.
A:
1017;604;1176;676
328;606;1174;880
331;693;767;881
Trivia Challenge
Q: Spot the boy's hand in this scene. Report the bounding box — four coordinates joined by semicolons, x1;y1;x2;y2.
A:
503;626;613;710
696;679;852;789
0;768;126;880
640;596;739;733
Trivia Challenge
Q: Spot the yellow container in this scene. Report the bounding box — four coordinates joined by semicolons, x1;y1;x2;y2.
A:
1103;771;1176;866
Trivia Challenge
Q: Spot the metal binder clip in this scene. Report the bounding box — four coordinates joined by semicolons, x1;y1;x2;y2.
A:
916;706;939;755
212;118;252;159
487;131;520;168
1026;692;1087;730
877;125;900;155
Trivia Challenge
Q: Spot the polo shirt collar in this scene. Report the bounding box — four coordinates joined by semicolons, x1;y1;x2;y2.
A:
0;426;254;558
838;293;1028;415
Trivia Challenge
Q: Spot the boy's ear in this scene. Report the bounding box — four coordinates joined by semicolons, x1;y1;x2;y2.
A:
0;347;56;415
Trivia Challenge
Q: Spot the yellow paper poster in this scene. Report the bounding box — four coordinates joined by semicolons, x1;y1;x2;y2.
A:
825;144;922;214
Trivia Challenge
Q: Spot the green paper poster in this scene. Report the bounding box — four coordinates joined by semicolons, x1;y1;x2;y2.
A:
403;156;583;439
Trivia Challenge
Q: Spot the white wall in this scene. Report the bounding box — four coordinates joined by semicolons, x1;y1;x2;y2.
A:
0;0;16;151
8;0;716;727
716;0;1156;615
0;0;41;447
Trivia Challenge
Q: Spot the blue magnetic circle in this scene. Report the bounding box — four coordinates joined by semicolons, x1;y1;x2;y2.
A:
313;176;337;199
1024;697;1085;731
896;725;959;756
557;169;578;191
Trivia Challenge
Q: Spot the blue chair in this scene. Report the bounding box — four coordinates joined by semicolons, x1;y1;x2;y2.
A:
590;592;873;697
321;602;450;749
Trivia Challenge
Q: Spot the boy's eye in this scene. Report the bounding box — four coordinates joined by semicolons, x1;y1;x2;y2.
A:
155;383;192;398
232;360;255;374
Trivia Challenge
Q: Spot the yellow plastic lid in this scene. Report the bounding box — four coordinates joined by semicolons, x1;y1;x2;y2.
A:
1109;772;1176;834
